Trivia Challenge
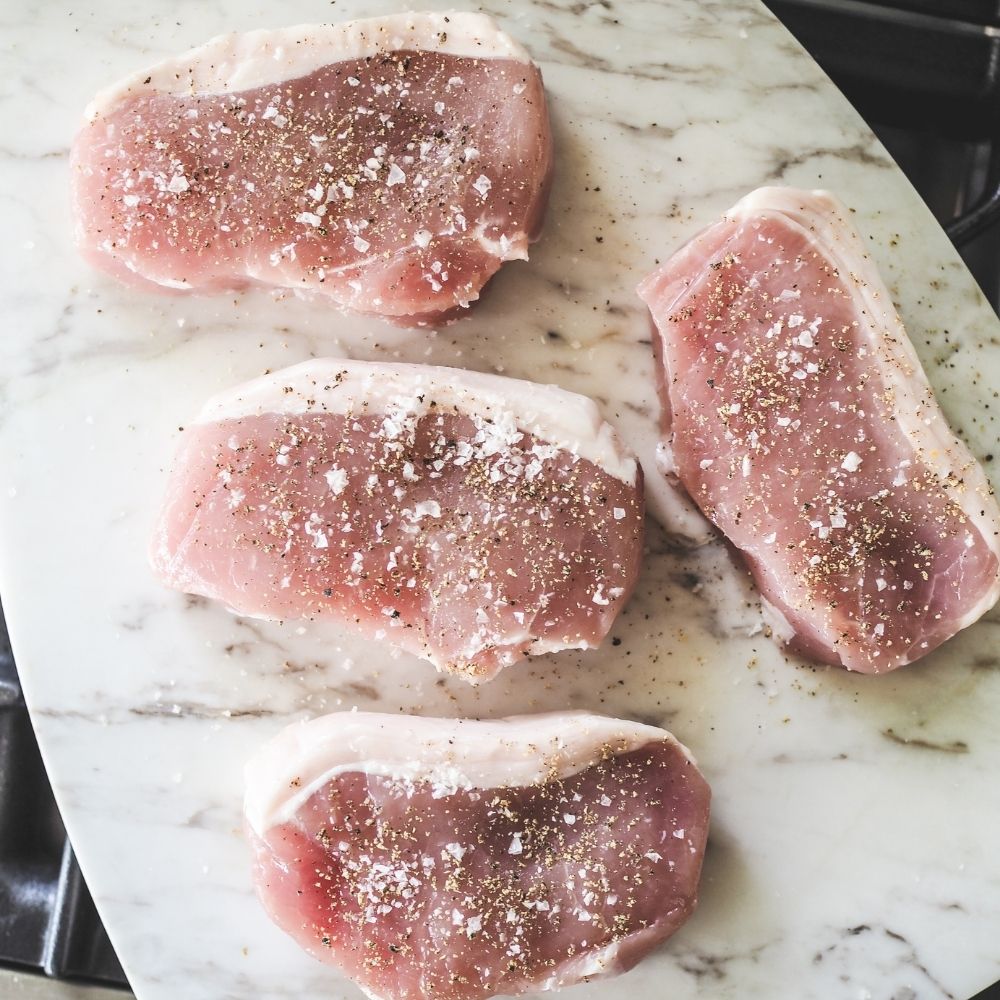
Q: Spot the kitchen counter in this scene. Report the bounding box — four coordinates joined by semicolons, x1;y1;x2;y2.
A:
0;974;129;1000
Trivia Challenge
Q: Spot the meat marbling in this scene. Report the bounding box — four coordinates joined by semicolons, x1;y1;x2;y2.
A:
639;187;1000;673
245;711;710;1000
70;12;552;324
151;359;643;682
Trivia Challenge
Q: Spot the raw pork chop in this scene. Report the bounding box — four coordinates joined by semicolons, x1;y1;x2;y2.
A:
151;359;642;682
245;711;710;1000
70;12;552;324
639;187;1000;673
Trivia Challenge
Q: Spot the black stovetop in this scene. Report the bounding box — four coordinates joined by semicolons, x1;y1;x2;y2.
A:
2;0;1000;995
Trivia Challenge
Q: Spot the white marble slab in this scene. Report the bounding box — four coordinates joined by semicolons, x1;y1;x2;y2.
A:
2;1;1000;998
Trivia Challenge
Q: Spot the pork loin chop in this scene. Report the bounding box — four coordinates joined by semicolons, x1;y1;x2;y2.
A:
151;359;643;682
245;711;711;1000
639;187;1000;673
70;12;552;324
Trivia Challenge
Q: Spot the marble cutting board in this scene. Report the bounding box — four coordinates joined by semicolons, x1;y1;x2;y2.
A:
2;1;1000;998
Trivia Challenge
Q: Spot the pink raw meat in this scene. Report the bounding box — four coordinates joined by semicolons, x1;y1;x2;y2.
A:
245;711;711;1000
639;187;1000;673
151;359;643;682
70;12;552;324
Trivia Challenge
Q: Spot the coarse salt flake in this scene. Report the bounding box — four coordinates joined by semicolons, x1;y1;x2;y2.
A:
841;451;863;473
325;467;349;495
406;500;441;522
443;843;466;862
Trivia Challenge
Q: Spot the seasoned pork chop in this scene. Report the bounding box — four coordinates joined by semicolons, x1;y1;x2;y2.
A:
639;187;1000;672
245;711;711;1000
151;360;643;682
70;12;552;324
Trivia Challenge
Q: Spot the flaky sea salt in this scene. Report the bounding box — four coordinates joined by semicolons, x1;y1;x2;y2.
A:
841;451;863;473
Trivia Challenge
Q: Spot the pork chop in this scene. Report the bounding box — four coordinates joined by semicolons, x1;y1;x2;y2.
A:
638;187;1000;672
245;711;711;1000
70;12;552;324
150;359;643;682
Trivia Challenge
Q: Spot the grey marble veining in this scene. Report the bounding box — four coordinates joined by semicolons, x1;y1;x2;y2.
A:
1;1;1000;998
